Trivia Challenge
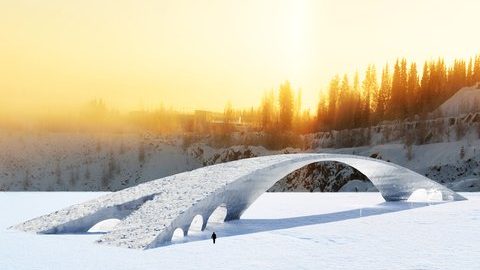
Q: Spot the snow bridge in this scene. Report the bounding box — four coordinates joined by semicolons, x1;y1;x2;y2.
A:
13;154;465;249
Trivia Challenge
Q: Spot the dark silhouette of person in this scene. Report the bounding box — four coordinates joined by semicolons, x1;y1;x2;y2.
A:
211;232;217;244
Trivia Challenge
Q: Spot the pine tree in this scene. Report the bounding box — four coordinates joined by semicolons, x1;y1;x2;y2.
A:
223;101;234;133
293;89;302;131
352;71;362;127
400;59;408;117
419;61;430;113
467;58;474;86
261;90;276;130
391;59;407;119
376;64;391;121
316;92;328;130
278;81;294;131
473;55;480;85
337;74;353;129
407;62;419;116
327;75;340;129
449;59;467;93
362;65;377;126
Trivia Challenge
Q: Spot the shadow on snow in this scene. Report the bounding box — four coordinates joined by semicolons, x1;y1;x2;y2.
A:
161;201;446;247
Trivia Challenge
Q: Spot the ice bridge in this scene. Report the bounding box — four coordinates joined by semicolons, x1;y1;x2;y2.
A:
13;153;466;249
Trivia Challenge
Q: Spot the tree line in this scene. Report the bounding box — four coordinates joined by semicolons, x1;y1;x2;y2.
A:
6;55;479;137
250;55;480;134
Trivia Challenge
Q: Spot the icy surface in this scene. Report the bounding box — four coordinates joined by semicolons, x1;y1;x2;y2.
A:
13;154;465;249
2;192;480;270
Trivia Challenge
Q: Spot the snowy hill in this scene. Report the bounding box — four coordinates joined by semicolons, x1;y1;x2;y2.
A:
0;132;372;192
436;83;480;117
1;126;480;192
0;132;202;191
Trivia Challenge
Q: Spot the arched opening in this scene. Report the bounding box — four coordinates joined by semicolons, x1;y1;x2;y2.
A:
408;189;443;202
187;215;204;235
206;203;228;228
267;161;374;192
171;228;185;242
87;218;121;233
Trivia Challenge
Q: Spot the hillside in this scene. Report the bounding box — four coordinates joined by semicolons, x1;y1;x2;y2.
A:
2;84;480;192
1;128;480;192
436;83;480;117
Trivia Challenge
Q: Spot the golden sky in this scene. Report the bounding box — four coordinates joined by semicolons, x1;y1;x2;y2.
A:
1;0;479;114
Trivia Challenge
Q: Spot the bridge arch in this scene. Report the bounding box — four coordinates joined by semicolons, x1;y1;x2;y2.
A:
13;154;465;250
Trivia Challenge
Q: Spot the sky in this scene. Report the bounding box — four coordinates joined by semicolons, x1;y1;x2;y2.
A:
1;0;479;115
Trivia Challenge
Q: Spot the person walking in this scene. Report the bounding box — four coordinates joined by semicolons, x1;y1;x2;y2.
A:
211;232;217;244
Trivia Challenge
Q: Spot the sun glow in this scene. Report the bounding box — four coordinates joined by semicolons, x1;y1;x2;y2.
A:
1;0;479;116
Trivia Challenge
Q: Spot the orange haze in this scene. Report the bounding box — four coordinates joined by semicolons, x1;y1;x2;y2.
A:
1;0;479;116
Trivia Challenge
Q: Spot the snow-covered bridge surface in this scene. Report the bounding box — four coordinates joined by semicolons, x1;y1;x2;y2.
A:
12;154;465;249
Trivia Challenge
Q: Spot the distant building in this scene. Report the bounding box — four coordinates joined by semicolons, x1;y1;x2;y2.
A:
193;110;250;133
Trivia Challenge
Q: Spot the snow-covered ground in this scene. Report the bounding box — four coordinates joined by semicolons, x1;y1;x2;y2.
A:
436;83;480;117
2;192;479;270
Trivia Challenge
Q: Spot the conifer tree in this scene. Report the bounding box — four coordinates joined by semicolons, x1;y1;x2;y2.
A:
260;90;275;130
391;60;407;119
467;58;474;86
419;61;430;113
278;81;294;131
352;71;363;127
474;55;480;84
327;75;340;129
376;64;391;121
362;65;377;126
337;74;352;129
407;62;419;116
